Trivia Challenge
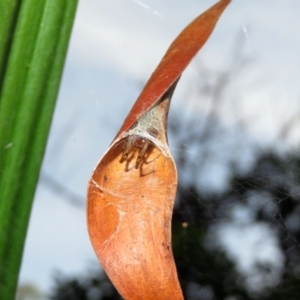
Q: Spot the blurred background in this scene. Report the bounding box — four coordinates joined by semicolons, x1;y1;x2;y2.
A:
16;0;300;299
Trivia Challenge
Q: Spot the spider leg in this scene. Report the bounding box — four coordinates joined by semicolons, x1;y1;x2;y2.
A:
136;139;150;168
122;136;134;160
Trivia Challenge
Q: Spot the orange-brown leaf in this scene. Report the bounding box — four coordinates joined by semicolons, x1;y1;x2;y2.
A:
87;1;231;299
115;0;231;140
88;141;181;299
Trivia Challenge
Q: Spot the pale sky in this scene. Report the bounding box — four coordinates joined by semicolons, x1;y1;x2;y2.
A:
18;0;300;294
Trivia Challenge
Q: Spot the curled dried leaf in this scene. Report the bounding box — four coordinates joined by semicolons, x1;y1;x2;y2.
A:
87;1;231;299
88;90;183;299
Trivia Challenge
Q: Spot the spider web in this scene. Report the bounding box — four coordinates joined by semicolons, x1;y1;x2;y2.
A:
16;1;300;299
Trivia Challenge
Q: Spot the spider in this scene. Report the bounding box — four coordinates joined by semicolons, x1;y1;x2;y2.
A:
121;127;158;168
121;135;151;168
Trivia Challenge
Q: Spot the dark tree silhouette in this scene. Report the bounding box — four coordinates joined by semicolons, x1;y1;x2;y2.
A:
48;151;300;300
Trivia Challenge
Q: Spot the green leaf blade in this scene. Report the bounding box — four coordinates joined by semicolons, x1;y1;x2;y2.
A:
0;0;78;298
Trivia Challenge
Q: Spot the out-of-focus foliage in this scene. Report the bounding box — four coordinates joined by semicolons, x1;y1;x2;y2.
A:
50;271;121;300
48;148;300;300
173;151;300;300
16;283;44;300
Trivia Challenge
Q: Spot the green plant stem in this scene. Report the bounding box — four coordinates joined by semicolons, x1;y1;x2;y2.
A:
0;0;78;298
